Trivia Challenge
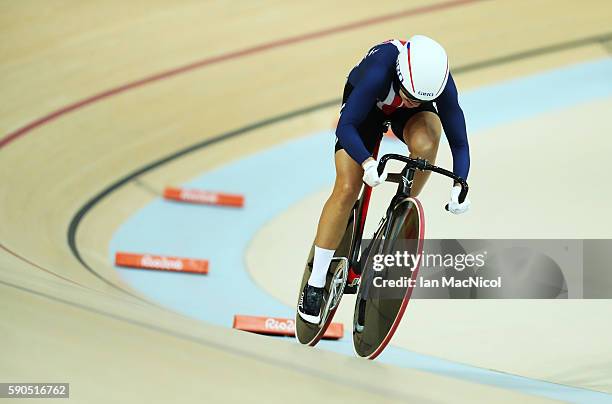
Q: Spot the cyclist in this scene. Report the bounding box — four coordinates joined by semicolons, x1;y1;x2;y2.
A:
298;35;471;324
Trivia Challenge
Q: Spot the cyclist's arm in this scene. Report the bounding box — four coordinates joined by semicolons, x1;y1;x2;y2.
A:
436;73;470;180
336;66;387;165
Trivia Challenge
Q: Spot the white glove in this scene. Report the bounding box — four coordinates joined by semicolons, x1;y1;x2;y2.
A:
448;185;470;214
362;159;387;187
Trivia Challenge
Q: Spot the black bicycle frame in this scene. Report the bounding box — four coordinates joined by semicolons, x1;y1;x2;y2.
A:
347;153;469;274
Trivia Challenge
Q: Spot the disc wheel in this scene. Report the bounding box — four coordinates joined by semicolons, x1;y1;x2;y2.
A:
352;197;424;359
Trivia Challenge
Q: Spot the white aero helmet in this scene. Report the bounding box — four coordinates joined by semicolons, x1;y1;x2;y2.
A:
396;35;449;102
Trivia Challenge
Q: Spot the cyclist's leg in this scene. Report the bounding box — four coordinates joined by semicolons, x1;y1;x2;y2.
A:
306;150;363;288
392;109;441;196
314;149;363;249
401;111;441;196
307;82;384;288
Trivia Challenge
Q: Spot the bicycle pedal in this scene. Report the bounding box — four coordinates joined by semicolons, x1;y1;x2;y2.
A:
343;266;361;294
343;277;360;294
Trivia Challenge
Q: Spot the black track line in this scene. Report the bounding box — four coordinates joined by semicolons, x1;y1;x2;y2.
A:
67;31;612;300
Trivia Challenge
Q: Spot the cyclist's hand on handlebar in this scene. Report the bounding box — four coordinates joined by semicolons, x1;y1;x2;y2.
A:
362;158;387;187
448;185;470;214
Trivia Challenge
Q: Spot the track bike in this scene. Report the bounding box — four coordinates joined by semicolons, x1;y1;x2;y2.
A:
295;152;468;359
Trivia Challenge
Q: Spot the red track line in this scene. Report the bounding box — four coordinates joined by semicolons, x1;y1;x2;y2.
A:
0;0;481;149
0;0;481;284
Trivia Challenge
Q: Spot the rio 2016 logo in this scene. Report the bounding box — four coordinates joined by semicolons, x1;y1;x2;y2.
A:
264;318;295;331
141;255;183;270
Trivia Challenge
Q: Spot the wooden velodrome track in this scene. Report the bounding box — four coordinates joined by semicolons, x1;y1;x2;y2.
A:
1;1;611;402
